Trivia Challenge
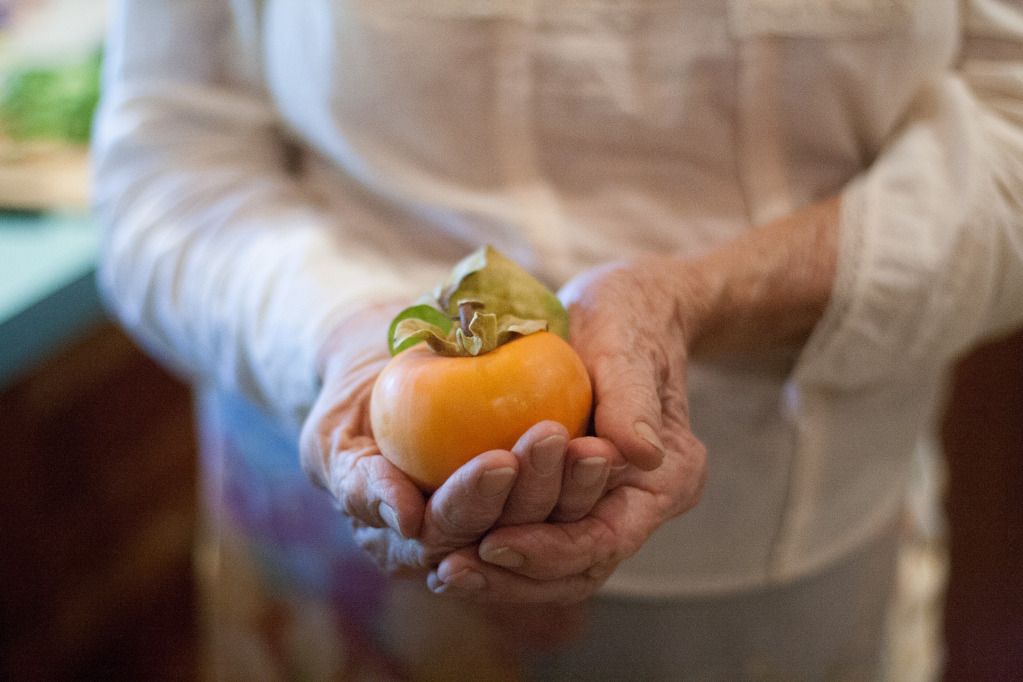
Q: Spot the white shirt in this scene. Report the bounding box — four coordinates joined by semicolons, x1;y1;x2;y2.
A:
93;0;1023;596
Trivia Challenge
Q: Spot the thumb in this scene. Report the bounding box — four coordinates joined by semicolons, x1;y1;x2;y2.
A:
560;262;680;471
586;348;667;471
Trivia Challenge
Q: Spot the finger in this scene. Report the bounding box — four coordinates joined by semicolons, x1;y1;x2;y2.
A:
420;449;519;549
497;422;569;526
329;448;427;539
563;267;675;471
477;486;657;581
298;357;427;538
486;436;707;582
587;348;668;471
427;547;608;604
549;437;619;523
349;523;434;577
610;418;708;505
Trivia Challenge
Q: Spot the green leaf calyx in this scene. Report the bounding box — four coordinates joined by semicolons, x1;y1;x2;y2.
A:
387;245;566;357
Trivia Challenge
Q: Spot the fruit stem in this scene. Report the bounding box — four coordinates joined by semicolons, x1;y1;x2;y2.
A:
458;299;484;337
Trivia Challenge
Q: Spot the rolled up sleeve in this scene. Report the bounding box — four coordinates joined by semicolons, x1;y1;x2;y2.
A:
93;0;426;428
795;0;1023;389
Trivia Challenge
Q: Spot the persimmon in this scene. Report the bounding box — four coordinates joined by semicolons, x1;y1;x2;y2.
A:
369;246;593;491
371;330;592;491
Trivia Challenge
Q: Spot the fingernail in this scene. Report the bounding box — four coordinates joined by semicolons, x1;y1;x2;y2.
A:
448;568;487;591
378;503;402;537
573;457;607;487
478;467;516;496
480;545;525;568
532;435;566;475
634;422;664;460
427;572;448;594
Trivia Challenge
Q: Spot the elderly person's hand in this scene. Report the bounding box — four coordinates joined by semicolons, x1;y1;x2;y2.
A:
426;258;708;601
299;304;617;578
427;197;841;602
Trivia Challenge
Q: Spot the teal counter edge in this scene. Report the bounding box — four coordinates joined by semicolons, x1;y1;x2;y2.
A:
0;269;107;387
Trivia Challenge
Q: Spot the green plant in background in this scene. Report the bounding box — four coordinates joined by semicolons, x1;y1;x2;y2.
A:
0;49;101;145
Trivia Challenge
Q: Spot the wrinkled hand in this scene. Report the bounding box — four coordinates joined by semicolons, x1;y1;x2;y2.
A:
299;304;617;579
428;258;708;602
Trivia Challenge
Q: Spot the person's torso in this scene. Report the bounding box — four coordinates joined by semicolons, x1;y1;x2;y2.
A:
222;0;958;594
243;0;956;278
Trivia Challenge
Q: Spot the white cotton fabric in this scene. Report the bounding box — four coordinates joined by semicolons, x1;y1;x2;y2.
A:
94;0;1023;596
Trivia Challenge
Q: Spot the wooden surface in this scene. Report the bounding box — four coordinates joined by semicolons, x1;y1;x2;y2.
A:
942;329;1023;681
0;323;198;679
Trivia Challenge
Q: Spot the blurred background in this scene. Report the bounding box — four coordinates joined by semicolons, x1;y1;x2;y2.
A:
0;1;1019;680
0;1;198;678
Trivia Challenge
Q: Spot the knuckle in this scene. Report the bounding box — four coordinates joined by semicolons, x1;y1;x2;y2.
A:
433;500;489;540
552;490;599;523
353;524;431;575
553;516;617;569
591;358;660;403
586;514;624;564
352;525;395;573
334;453;376;520
340;493;359;519
659;376;687;411
364;456;405;500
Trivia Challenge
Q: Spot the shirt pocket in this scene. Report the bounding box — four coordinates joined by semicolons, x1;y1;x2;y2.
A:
727;0;922;39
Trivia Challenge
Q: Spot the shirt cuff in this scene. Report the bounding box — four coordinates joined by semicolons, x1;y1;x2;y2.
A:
792;168;995;389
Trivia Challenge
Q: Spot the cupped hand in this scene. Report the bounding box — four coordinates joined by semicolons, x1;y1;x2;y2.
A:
299;304;615;579
428;257;709;602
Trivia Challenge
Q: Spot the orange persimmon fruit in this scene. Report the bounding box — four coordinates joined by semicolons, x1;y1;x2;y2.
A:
370;330;592;492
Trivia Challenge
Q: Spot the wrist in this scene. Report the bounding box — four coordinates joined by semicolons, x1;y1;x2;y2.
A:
317;301;406;381
675;196;840;358
672;257;724;355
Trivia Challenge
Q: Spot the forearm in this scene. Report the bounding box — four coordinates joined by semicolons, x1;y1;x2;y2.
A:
684;196;840;357
97;1;434;425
